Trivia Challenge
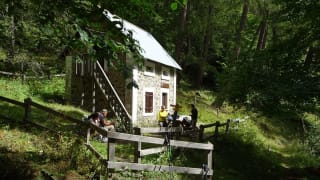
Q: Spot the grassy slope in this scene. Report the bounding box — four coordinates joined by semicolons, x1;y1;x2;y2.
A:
0;77;97;179
0;77;319;179
175;82;320;179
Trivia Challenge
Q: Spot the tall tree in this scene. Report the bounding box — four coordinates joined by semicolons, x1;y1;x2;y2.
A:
174;0;188;62
235;0;249;60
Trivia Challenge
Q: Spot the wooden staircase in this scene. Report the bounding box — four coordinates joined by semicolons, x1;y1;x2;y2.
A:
93;62;132;133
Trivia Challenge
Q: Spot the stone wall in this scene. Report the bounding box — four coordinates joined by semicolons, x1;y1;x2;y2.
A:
134;63;176;126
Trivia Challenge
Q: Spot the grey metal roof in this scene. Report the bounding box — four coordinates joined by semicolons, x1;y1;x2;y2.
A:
103;10;182;70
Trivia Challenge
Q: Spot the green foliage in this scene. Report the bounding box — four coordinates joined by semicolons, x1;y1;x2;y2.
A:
28;77;65;103
0;77;30;100
0;0;148;78
215;0;320;114
218;38;320;113
0;77;65;104
304;114;320;156
170;2;178;11
0;0;320;178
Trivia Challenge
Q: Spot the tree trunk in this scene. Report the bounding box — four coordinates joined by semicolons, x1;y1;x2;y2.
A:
6;1;16;71
261;26;268;49
4;1;16;73
256;20;267;50
9;15;15;61
303;46;314;70
174;0;189;84
248;20;262;51
202;4;213;61
193;3;213;88
7;2;15;65
174;0;188;63
235;0;249;60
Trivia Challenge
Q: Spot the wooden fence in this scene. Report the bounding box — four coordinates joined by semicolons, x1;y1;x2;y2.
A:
199;119;231;142
0;70;65;79
0;95;214;178
133;127;183;163
0;96;87;132
86;126;214;178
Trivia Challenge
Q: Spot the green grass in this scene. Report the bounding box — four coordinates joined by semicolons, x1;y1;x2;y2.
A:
176;85;320;179
0;120;99;179
0;77;319;179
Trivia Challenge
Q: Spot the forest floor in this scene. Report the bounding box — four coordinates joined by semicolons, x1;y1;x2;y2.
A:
0;77;320;179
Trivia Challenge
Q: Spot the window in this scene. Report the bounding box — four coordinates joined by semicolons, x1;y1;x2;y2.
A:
144;61;155;76
161;88;169;109
162;92;168;108
145;92;153;113
144;88;154;115
161;66;170;80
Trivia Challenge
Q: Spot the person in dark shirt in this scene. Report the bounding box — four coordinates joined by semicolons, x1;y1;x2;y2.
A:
190;103;198;130
171;104;181;127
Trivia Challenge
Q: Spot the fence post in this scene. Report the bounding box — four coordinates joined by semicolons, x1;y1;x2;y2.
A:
108;139;116;161
24;98;32;122
207;141;213;180
225;119;231;134
199;125;204;142
107;138;116;178
214;121;220;140
86;128;91;144
134;127;141;163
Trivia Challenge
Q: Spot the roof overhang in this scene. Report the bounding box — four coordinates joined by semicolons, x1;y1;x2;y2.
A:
103;10;182;70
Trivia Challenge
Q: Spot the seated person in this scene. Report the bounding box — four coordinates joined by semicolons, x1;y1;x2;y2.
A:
99;109;115;131
87;112;101;138
170;104;181;127
181;116;193;130
158;106;168;127
88;110;114;142
88;112;100;125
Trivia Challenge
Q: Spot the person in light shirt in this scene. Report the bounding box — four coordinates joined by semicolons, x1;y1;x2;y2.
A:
157;105;168;127
99;109;115;131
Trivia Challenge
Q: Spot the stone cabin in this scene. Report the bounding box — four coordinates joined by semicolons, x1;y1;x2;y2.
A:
65;10;181;129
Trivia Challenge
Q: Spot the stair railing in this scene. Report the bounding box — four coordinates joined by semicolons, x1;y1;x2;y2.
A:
93;61;132;133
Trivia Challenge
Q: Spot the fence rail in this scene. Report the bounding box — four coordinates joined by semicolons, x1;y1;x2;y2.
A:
0;70;65;79
0;96;25;106
0;96;87;130
86;126;214;178
199;119;231;142
136;127;183;134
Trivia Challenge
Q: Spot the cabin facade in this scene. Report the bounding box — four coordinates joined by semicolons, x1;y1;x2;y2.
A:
65;10;181;132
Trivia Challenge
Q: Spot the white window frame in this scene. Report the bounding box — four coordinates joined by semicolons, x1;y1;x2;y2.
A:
143;87;154;116
161;66;170;80
144;61;155;77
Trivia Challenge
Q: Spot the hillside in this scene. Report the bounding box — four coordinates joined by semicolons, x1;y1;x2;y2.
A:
176;83;320;179
0;77;319;179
